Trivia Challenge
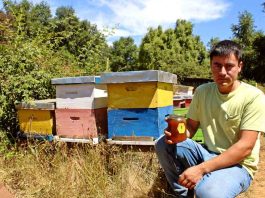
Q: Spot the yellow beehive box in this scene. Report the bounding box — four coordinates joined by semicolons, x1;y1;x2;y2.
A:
16;99;56;135
107;82;173;108
101;70;178;108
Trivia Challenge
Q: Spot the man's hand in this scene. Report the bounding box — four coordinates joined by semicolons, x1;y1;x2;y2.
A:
164;129;175;144
178;165;205;189
164;128;190;144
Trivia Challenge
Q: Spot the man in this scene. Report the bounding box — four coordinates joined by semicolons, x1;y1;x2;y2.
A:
155;40;265;198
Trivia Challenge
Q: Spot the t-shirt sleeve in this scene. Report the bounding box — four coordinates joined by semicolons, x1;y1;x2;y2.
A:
240;92;265;133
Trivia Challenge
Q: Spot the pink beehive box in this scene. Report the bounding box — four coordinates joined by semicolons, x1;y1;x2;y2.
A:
55;108;107;140
51;76;108;142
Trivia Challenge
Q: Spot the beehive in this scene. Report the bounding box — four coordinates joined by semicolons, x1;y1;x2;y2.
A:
108;106;173;140
16;99;56;136
51;76;107;109
55;108;107;139
101;70;177;109
173;85;194;96
173;95;186;108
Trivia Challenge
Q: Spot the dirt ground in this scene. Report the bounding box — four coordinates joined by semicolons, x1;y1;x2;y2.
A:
0;183;14;198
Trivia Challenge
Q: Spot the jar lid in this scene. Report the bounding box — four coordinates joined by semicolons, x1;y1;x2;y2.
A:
167;114;185;119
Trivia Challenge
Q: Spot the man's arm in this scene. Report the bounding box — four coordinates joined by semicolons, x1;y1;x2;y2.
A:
198;130;258;173
178;130;259;189
186;118;200;138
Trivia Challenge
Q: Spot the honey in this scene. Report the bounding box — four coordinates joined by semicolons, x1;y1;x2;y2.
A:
167;114;187;143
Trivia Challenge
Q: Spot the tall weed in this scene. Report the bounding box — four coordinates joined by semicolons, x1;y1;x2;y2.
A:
0;140;176;198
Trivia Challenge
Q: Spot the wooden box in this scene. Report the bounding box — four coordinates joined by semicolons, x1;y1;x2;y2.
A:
55;108;107;139
107;82;173;108
51;76;107;109
173;95;193;108
16;99;56;135
173;95;186;108
173;85;194;96
101;70;177;108
107;105;173;139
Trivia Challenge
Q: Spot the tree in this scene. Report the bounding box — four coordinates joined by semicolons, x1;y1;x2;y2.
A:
0;9;14;44
110;37;139;71
231;11;256;47
252;34;265;82
55;6;75;20
3;0;31;39
139;20;210;80
28;1;52;38
231;11;261;80
49;6;110;74
139;26;167;70
0;1;111;134
207;37;220;51
2;0;51;41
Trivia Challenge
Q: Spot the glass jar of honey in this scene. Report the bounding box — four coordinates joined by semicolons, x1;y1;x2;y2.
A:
166;114;187;143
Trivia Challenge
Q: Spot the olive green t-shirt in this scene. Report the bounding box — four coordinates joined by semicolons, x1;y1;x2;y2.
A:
187;82;265;178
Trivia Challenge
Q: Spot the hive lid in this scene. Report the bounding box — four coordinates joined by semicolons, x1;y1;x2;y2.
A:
15;99;56;110
100;70;177;84
51;76;101;85
173;95;193;100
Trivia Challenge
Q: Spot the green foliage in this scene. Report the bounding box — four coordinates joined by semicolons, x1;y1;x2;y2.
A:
0;130;16;159
207;37;220;50
252;35;265;82
231;11;256;47
49;6;109;74
0;0;110;134
139;20;210;80
0;41;55;133
231;11;265;83
110;37;139;71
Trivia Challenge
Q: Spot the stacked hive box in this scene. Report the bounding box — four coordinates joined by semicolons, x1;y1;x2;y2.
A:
101;70;177;145
51;76;108;143
15;99;56;141
173;85;194;108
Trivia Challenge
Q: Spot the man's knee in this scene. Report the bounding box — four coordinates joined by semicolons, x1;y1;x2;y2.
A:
195;183;223;198
154;135;167;155
195;179;236;198
175;139;195;158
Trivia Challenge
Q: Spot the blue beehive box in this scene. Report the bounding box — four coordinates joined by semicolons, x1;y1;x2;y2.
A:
108;105;173;140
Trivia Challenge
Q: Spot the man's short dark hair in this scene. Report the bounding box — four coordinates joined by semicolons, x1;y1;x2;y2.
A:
210;40;242;62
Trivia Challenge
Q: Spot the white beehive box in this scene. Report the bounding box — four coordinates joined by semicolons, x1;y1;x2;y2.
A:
51;76;107;109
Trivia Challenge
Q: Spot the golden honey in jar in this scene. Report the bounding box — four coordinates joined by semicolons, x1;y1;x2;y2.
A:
167;114;187;143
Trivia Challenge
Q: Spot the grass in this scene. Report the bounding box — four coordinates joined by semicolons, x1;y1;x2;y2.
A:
0;132;177;198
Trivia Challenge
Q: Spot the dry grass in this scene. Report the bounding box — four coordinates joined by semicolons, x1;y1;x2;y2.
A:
1;133;264;198
0;134;176;198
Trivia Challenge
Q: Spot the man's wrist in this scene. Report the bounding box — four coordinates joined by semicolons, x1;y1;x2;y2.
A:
199;162;211;174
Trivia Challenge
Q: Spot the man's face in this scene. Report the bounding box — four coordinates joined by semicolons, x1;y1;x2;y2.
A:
210;53;242;93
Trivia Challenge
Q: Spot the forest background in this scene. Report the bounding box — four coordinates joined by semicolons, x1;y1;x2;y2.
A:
0;0;265;135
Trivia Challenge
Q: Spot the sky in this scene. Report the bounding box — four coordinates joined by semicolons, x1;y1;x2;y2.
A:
1;0;265;46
